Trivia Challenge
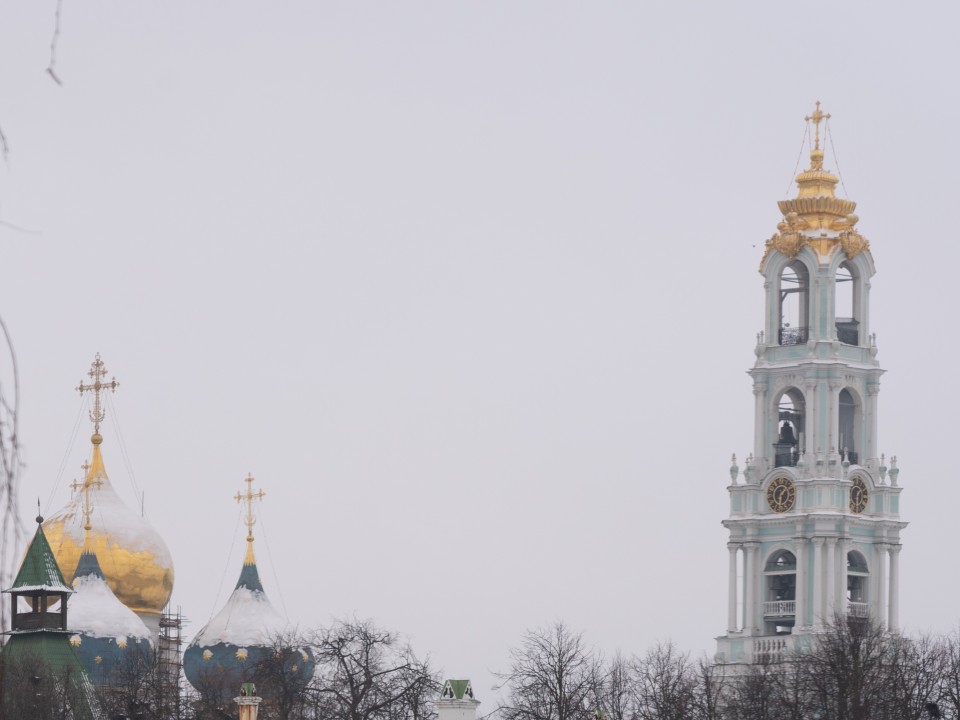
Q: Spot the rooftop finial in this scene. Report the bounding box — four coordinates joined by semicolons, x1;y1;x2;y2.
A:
805;100;830;152
77;354;119;444
70;461;104;543
235;474;265;560
36;498;42;525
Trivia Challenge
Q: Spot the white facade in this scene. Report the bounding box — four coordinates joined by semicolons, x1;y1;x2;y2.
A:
715;112;906;667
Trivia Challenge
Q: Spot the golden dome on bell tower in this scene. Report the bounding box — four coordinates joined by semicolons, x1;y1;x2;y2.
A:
761;102;871;266
43;355;174;637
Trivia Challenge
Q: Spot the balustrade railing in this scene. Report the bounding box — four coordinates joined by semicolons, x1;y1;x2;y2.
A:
778;326;808;346
847;602;869;618
754;637;789;664
763;600;796;617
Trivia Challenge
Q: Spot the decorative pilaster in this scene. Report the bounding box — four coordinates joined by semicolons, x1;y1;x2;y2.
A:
803;379;818;458
888;545;901;630
793;537;806;629
812;537;825;626
753;382;768;470
825;537;837;621
744;543;759;633
875;543;888;627
728;544;739;632
867;383;881;463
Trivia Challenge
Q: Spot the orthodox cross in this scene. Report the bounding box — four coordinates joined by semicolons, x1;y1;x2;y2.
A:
805;100;831;151
235;473;265;542
77;354;119;437
70;461;103;534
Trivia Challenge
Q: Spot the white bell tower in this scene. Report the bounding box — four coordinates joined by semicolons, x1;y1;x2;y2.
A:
715;103;906;667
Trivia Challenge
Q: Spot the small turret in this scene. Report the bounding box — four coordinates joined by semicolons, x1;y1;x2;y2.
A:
235;682;262;720
438;679;480;720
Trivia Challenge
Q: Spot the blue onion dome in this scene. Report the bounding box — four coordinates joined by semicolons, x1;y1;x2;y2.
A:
68;548;154;688
184;476;314;698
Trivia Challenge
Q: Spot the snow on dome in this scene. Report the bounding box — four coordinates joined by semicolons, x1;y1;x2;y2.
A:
44;443;174;629
69;573;152;643
191;585;285;649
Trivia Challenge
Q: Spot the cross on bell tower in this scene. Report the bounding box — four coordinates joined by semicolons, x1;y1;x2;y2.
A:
77;353;119;444
715;104;906;670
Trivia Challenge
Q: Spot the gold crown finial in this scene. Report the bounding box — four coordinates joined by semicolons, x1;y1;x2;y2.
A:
77;354;119;442
70;461;104;543
235;473;265;546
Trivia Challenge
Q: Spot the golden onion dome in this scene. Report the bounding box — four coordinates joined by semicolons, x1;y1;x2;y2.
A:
43;355;173;637
44;437;174;636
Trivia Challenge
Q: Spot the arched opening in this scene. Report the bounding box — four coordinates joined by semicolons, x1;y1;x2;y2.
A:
774;389;804;468
838;388;861;464
836;262;860;346
847;550;869;618
779;261;810;346
764;550;797;632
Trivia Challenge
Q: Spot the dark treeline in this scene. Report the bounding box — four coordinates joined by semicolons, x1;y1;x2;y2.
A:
5;616;960;720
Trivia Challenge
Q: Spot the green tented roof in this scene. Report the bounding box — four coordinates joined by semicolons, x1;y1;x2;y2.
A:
445;679;473;700
2;631;100;719
6;522;72;594
3;631;85;675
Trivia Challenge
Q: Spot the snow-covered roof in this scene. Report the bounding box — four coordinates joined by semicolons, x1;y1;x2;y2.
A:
190;576;285;648
69;571;152;642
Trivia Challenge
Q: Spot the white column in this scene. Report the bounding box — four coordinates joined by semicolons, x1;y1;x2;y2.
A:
839;538;851;617
876;543;888;627
828;381;842;456
754;383;768;465
744;543;758;634
888;545;900;630
826;537;837;621
794;538;806;629
728;544;739;632
867;384;880;464
803;380;818;460
812;537;825;627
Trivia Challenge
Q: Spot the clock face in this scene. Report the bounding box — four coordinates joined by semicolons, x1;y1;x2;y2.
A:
766;476;796;513
850;477;868;514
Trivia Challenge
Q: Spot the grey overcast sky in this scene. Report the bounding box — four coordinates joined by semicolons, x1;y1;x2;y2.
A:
1;0;958;698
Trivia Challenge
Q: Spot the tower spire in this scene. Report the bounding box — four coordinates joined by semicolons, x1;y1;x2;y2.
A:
235;474;265;565
77;353;119;445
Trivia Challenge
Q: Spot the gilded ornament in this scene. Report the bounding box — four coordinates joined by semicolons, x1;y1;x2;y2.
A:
840;229;869;259
236;648;249;661
203;649;213;661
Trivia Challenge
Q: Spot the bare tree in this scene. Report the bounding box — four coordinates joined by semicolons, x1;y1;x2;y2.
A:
0;316;22;633
250;630;315;720
308;618;439;720
498;622;602;720
596;652;636;720
629;642;696;720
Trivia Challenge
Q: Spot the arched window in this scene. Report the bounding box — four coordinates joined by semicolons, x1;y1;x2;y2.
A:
847;550;869;618
774;389;805;467
838;389;861;464
764;550;797;632
836;262;860;346
779;261;810;346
